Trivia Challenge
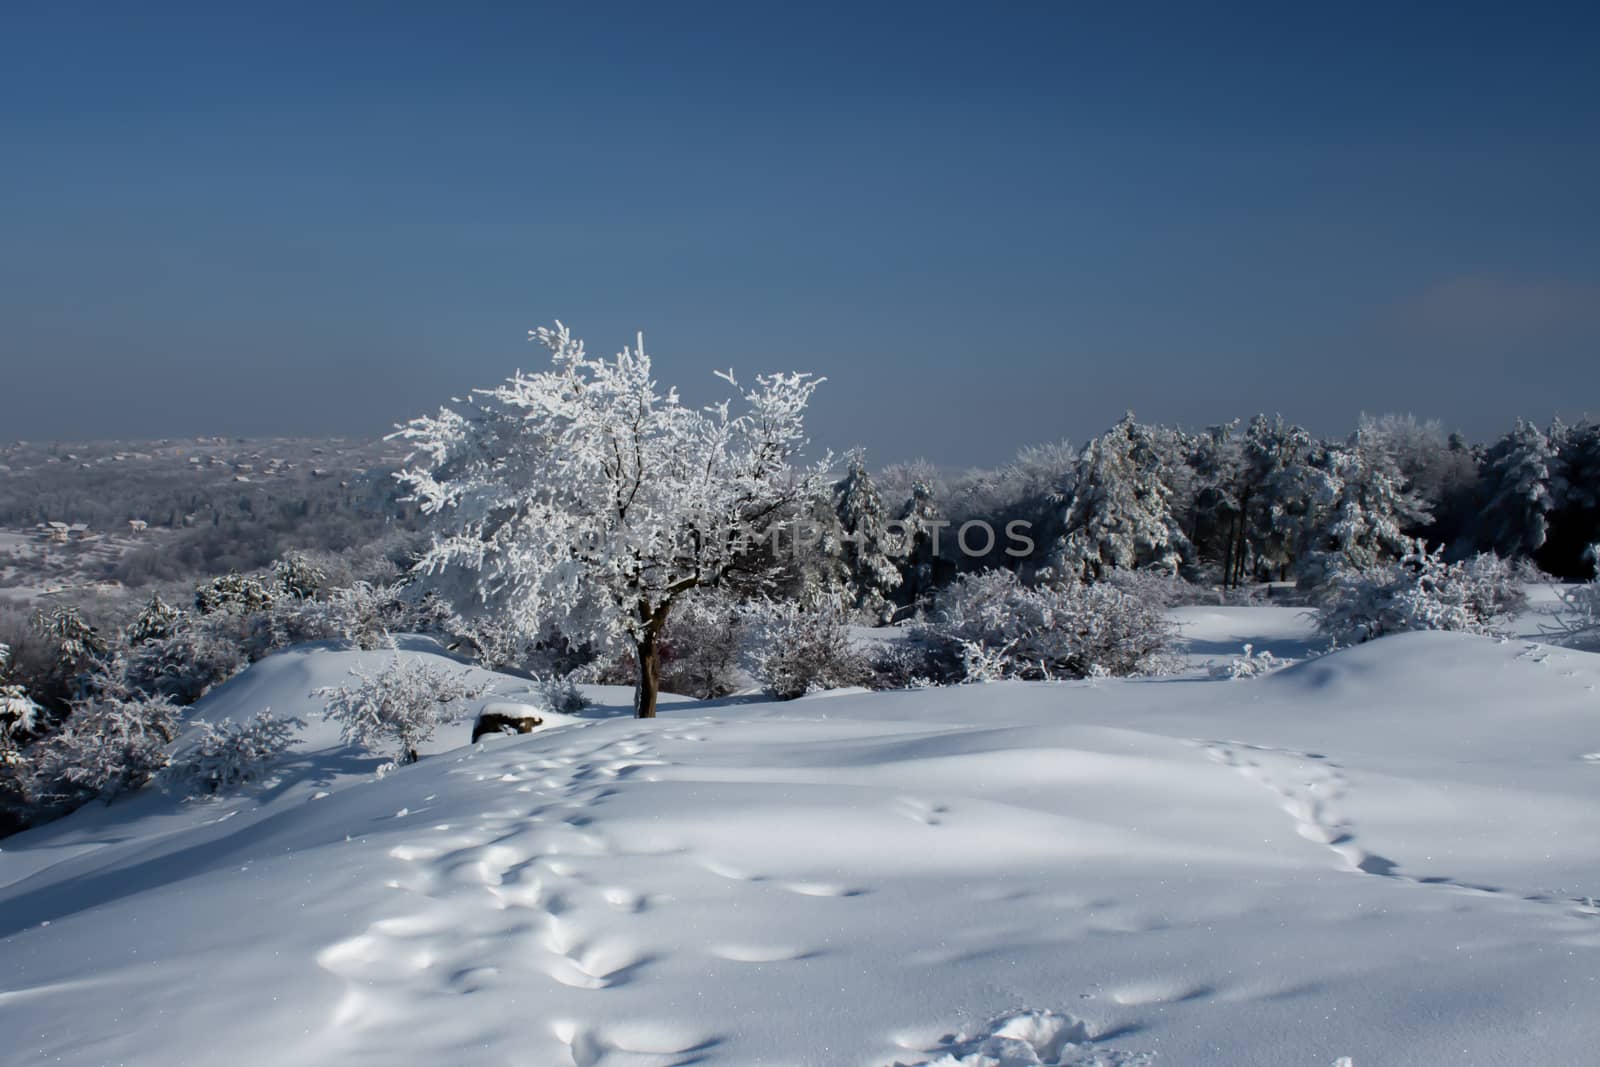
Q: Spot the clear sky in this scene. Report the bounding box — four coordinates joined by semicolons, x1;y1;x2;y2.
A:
3;2;1597;465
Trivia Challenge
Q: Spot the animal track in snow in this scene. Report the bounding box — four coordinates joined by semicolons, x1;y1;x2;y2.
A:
895;795;949;826
1204;741;1395;875
1205;739;1599;919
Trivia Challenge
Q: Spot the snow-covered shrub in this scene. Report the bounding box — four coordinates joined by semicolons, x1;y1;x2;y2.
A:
271;553;327;601
921;569;1179;680
749;598;872;699
125;591;184;646
1543;579;1600;650
1315;542;1526;646
451;611;533;670
31;684;181;804
534;673;591;714
1207;643;1284;679
1104;567;1203;608
123;615;248;704
332;580;445;649
862;638;955;690
315;659;492;764
194;571;276;615
658;588;751;699
164;710;303;795
958;639;1017;682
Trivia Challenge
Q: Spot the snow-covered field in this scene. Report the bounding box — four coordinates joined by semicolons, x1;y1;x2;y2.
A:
2;611;1598;1066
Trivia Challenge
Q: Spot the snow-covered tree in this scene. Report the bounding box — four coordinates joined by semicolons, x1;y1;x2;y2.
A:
126;591;183;647
34;604;106;702
393;322;825;717
315;659;492;764
1;644;42;775
1299;427;1430;586
892;478;945;613
1543;420;1600;578
832;450;903;617
784;489;852;607
1477;419;1555;559
1054;413;1191;580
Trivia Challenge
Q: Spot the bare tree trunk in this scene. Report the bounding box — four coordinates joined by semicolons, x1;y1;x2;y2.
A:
634;629;661;719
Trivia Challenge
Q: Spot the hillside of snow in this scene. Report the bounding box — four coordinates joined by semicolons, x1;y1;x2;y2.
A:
2;612;1598;1067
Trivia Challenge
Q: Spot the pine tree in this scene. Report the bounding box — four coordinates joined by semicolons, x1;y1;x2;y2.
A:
892;479;943;613
1543;420;1600;577
127;591;183;646
1055;413;1191;580
1477;418;1555;559
1300;426;1431;583
833;450;903;618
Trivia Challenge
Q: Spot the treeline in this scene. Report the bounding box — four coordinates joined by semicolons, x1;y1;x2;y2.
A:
845;413;1599;609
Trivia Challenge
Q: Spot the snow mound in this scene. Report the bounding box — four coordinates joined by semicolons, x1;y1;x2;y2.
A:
2;614;1598;1066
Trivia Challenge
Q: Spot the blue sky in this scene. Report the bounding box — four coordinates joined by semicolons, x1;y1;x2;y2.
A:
3;2;1597;464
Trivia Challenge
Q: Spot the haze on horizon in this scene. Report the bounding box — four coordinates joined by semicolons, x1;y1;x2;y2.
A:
3;3;1597;466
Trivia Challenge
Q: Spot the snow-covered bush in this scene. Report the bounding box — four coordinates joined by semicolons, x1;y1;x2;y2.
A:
1207;643;1285;679
315;659;492;764
1315;542;1526;646
194;571;277;615
450;611;533;671
164;710;303;795
920;569;1179;680
658;587;752;699
958;639;1017;682
271;553;327;601
749;598;872;699
1104;567;1204;608
534;673;591;714
861;638;954;690
123;615;248;704
301;580;404;650
31;685;180;804
1543;579;1600;650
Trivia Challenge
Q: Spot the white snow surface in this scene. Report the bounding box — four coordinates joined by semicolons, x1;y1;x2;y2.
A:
2;615;1599;1066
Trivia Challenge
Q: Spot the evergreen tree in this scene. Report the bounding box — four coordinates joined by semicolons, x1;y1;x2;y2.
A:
126;591;183;647
1477;418;1555;559
833;450;903;618
1542;420;1600;578
1055;413;1191;580
1300;426;1430;584
893;479;944;613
